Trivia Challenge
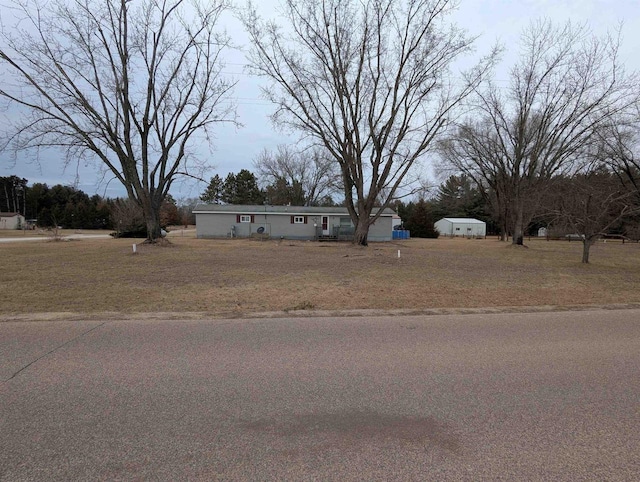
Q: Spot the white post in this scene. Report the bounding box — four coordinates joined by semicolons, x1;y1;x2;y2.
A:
133;243;137;254
397;249;401;258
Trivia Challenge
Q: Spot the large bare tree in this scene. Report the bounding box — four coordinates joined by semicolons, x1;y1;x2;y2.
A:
441;20;639;245
242;0;494;245
0;0;237;241
439;120;516;240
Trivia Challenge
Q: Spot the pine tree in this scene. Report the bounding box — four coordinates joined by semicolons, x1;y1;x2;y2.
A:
200;175;224;204
264;177;305;205
221;170;265;205
406;199;439;238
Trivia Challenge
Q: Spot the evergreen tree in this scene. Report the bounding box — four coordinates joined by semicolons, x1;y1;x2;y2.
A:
5;180;113;229
221;173;237;204
316;194;336;207
200;175;225;204
0;176;28;214
405;199;439;238
394;200;412;228
222;170;265;204
433;174;487;220
264;176;305;205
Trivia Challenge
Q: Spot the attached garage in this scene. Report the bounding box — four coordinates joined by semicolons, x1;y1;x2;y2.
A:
434;217;486;238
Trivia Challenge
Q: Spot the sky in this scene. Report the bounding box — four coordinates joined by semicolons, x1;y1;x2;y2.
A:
1;0;639;201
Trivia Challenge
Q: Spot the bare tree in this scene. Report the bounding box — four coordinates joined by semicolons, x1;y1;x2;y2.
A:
441;20;639;245
597;121;640;197
546;167;639;263
0;0;237;242
110;198;145;237
253;145;341;206
439;121;515;240
242;0;495;245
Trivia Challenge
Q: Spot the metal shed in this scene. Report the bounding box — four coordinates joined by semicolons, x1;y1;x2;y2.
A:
0;212;25;230
434;217;486;238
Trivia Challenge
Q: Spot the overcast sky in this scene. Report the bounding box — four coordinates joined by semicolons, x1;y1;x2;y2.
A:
1;0;639;200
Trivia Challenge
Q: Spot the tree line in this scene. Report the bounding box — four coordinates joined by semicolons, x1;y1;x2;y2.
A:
0;176;196;233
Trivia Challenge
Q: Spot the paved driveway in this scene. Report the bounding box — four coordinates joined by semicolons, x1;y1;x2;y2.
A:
1;310;639;480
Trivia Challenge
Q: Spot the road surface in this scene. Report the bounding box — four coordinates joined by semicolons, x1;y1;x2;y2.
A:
0;233;113;243
1;309;639;480
0;229;197;243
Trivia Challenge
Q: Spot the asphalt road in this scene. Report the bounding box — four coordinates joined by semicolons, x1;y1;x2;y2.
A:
1;310;639;480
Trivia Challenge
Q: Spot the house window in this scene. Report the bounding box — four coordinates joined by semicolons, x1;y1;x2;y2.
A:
455;227;460;231
237;214;254;223
294;216;305;224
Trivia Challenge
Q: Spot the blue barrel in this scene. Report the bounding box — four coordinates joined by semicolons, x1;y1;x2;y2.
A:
393;230;410;239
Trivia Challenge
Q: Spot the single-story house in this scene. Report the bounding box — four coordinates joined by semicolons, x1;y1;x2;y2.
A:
193;204;396;241
0;212;25;230
434;217;486;238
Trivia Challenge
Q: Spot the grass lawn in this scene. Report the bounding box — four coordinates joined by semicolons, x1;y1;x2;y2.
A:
2;235;640;316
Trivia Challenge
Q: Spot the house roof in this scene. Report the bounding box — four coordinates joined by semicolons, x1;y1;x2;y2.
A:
437;217;486;224
193;204;395;216
0;212;22;218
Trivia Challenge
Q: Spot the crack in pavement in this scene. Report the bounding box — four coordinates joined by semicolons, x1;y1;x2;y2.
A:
2;321;108;383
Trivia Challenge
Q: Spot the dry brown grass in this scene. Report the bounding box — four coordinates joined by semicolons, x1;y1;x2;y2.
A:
2;236;640;316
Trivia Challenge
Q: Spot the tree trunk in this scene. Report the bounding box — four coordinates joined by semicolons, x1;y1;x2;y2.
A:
4;184;11;212
512;204;524;245
353;218;370;246
142;202;163;243
145;212;162;242
582;239;594;264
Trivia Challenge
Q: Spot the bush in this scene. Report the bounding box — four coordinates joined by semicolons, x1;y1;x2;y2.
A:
110;226;147;238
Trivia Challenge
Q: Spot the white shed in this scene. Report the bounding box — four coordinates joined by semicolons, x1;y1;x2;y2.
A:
0;212;25;230
435;217;486;238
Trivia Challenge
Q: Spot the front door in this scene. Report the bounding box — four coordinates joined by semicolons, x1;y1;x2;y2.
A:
322;216;329;235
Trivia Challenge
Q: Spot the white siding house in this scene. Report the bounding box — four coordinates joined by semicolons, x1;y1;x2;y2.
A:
434;218;486;238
